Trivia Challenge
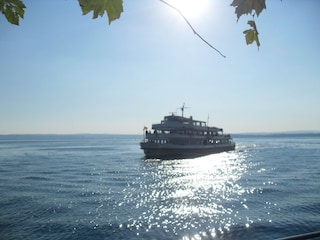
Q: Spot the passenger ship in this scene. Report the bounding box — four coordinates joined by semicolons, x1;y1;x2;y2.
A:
140;105;235;159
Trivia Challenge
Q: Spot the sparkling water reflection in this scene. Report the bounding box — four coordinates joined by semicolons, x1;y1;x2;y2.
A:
120;151;254;238
1;135;319;239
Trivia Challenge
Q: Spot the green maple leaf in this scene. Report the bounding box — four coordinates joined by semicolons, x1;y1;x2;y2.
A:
0;0;26;25
243;20;260;47
78;0;123;24
230;0;266;20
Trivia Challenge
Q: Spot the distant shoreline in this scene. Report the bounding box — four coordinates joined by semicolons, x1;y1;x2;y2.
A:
0;131;319;137
232;131;320;138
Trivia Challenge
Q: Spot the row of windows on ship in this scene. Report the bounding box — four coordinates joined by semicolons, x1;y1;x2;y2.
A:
146;139;232;145
146;129;221;136
162;119;207;127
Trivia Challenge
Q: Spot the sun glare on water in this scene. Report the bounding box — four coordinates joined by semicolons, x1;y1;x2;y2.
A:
167;0;209;19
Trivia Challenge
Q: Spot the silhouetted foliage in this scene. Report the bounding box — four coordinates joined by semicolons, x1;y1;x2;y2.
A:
1;0;266;50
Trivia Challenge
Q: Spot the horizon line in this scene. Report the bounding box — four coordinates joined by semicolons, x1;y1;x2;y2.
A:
0;130;320;136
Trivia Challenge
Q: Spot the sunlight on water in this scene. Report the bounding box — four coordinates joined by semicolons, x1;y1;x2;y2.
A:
1;135;319;239
121;151;252;237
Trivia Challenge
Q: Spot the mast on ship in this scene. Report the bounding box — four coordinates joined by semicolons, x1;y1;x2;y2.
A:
179;103;189;117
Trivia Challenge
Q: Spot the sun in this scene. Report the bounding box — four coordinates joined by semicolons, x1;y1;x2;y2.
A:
168;0;209;19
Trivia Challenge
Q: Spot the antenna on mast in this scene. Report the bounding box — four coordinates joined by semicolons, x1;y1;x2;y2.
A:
178;103;189;117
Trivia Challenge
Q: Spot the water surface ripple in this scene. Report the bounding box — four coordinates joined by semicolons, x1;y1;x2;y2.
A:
0;134;319;239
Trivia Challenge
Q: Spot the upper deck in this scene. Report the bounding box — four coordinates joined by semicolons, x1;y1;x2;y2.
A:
152;114;222;132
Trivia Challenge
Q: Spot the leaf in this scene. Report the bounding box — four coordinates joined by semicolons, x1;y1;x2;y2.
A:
0;0;26;25
230;0;266;20
243;20;260;48
78;0;123;24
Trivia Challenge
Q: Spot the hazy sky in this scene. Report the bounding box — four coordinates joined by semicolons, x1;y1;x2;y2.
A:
1;0;319;134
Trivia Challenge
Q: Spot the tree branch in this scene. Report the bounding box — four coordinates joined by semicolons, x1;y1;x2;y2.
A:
159;0;226;58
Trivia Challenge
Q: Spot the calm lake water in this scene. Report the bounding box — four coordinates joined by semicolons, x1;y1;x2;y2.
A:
0;134;319;239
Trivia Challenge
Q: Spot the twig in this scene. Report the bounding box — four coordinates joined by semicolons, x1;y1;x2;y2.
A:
159;0;226;58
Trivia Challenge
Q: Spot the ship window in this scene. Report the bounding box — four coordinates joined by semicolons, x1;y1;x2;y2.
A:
193;122;201;126
154;139;168;144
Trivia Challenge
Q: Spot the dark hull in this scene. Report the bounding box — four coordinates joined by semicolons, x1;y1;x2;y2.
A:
140;143;235;159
